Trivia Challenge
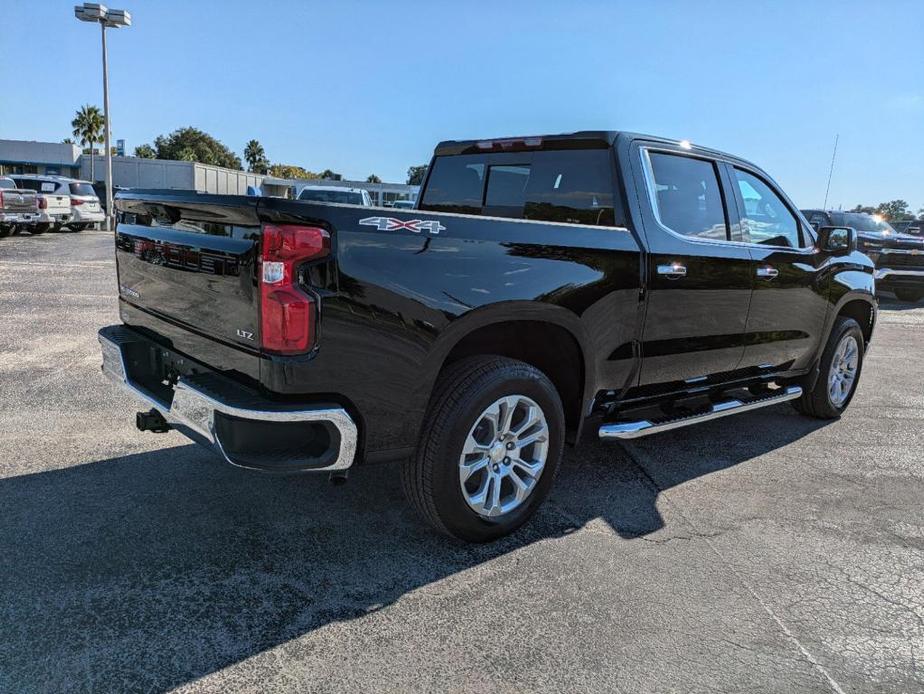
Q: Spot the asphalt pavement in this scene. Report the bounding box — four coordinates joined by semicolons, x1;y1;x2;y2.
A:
0;230;922;693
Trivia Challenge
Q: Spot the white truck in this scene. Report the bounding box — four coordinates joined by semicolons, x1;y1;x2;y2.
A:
0;177;39;237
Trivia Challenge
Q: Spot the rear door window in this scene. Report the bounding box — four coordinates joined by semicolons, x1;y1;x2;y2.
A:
420;149;620;226
645;152;729;240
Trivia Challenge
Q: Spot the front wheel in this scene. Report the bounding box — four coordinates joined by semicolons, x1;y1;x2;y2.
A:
0;225;11;238
30;223;49;235
792;316;864;419
894;288;924;303
403;356;565;542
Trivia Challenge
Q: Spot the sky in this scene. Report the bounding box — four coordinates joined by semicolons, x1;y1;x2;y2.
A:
2;0;923;211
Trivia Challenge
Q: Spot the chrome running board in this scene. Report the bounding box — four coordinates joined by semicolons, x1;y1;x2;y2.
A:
598;385;802;440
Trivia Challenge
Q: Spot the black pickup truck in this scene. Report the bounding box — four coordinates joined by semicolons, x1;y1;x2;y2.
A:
803;209;924;302
100;131;876;541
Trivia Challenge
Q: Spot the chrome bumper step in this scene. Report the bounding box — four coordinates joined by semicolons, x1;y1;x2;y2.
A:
598;385;802;440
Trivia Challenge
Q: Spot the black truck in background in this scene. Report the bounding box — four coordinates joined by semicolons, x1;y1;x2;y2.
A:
100;131;876;541
803;209;924;303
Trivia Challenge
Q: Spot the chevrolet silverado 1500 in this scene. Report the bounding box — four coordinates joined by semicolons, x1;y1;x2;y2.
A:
99;131;876;541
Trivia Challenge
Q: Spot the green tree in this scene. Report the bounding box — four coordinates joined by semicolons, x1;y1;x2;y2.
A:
244;139;269;174
152;127;242;169
133;144;156;158
267;163;319;180
62;138;75;145
407;165;427;185
366;174;382;183
320;169;342;180
876;199;911;221
71;104;104;181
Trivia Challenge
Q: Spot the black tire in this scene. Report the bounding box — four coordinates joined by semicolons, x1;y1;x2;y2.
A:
402;355;565;542
894;288;924;303
30;223;49;235
792;316;864;419
52;224;65;233
65;223;85;232
0;225;11;238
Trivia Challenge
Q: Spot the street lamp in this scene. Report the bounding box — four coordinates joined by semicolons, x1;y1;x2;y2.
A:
74;3;131;232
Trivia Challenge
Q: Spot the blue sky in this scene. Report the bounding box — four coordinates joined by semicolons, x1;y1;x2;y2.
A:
3;0;922;210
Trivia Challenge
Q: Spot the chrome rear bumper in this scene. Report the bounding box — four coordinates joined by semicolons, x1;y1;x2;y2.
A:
99;326;357;472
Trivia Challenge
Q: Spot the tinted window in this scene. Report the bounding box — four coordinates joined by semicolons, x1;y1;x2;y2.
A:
420;150;618;226
297;189;363;205
0;178;14;189
523;150;616;226
806;211;828;230
733;169;802;247
11;179;43;192
647;152;728;240
484;165;530;216
69;182;96;196
837;212;895;233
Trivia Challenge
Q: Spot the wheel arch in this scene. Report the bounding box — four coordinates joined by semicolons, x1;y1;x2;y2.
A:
426;304;592;443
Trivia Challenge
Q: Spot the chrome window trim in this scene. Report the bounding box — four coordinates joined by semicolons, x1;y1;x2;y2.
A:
638;146;816;254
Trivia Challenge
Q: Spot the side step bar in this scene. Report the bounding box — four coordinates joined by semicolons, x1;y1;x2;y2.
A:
598;385;802;440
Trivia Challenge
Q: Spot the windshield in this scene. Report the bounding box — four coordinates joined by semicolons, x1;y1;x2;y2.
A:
69;183;96;196
0;178;14;189
298;189;363;205
839;213;896;234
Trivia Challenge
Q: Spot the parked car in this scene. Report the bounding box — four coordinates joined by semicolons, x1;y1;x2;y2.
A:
803;209;924;302
100;131;875;541
391;199;415;209
8;175;73;233
891;219;922;236
296;185;372;206
0;176;39;237
64;179;105;230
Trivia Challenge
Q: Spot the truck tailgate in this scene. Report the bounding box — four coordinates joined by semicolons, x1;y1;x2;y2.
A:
115;194;261;351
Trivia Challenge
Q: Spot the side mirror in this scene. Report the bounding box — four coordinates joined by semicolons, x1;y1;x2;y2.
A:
818;226;856;256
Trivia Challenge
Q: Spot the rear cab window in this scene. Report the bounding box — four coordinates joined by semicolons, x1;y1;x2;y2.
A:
419;149;623;227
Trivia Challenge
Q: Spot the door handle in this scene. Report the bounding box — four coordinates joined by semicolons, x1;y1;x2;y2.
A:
756;266;779;279
657;263;687;279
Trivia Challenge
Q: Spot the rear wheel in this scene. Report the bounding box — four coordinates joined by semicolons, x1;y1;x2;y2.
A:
402;356;565;542
0;225;11;238
792;316;864;419
30;223;49;235
893;288;924;303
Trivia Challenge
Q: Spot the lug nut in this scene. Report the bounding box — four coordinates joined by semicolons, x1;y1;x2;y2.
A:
506;442;514;450
504;457;510;464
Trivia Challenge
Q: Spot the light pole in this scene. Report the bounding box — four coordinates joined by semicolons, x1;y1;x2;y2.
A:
74;3;131;232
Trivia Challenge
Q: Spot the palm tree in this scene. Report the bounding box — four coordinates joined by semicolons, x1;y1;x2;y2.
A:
244;139;268;173
71;105;104;182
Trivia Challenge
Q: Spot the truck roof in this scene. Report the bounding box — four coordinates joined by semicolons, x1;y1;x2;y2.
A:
433;130;737;162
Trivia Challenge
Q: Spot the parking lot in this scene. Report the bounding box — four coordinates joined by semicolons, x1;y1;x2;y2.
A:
1;230;922;693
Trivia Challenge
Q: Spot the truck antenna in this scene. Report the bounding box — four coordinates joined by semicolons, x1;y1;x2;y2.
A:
822;134;839;211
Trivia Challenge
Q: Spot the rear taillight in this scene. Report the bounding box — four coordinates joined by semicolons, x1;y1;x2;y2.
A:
71;198;84;206
260;223;330;355
0;192;3;207
39;197;47;209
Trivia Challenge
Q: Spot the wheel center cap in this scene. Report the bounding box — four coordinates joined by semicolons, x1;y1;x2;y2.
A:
489;442;506;463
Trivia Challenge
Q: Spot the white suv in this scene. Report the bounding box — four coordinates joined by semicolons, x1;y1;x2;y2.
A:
64;180;105;230
296;185;373;206
9;175;104;232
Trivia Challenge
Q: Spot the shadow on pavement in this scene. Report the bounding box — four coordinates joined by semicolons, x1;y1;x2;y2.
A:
0;405;829;691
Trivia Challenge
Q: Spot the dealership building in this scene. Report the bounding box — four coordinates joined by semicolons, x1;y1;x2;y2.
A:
0;138;418;204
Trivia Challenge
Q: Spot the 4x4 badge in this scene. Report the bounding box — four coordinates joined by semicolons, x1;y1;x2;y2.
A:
359;217;445;235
